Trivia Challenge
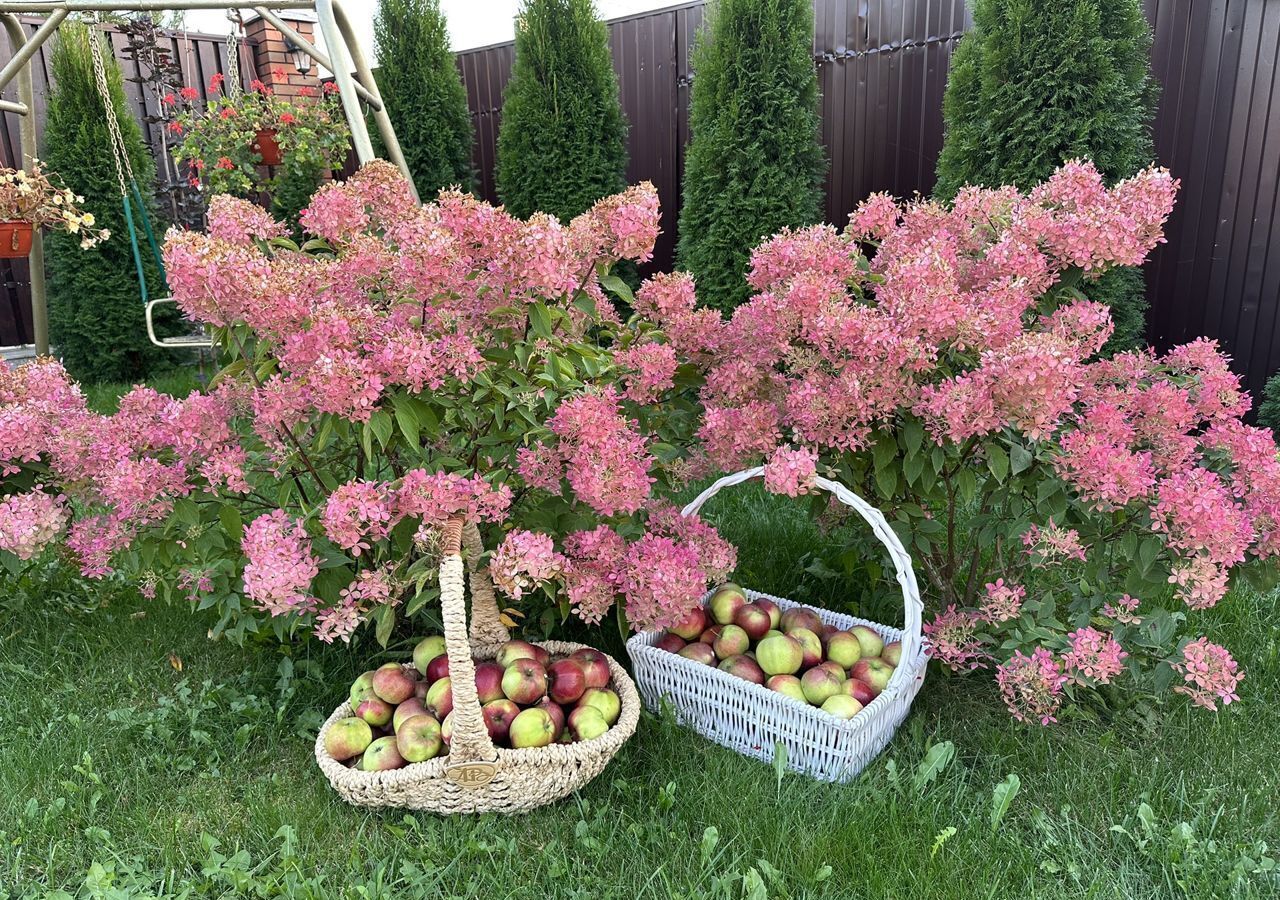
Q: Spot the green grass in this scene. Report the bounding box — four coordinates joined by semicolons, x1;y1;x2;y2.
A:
1;481;1277;899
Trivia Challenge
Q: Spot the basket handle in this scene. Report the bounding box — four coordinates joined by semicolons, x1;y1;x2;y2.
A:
462;521;512;646
681;467;925;704
436;518;498;765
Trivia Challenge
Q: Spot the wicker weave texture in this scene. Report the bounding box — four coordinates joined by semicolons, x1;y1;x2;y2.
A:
626;467;928;783
315;521;640;814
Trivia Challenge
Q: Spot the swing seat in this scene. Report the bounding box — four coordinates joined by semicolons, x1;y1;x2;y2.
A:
145;297;213;349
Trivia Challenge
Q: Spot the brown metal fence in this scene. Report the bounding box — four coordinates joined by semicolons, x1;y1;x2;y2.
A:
0;16;254;346
457;0;1280;400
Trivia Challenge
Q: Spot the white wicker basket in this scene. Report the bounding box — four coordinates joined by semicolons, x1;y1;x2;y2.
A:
626;467;928;782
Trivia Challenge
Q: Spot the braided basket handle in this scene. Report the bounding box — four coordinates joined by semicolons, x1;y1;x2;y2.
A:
436;518;498;764
681;467;925;703
462;522;511;646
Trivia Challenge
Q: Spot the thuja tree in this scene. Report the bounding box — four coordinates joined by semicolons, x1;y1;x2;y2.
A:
44;22;168;383
373;0;474;195
0;163;734;647
496;0;628;221
676;0;825;313
631;161;1265;723
934;0;1159;351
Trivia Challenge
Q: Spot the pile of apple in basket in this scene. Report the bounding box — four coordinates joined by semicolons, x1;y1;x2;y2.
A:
654;582;904;719
324;636;624;772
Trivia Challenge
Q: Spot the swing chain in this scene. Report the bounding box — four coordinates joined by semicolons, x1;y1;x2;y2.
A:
225;12;243;101
87;17;136;198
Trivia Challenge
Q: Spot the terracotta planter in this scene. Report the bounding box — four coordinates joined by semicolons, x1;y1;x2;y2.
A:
251;128;282;166
0;221;33;258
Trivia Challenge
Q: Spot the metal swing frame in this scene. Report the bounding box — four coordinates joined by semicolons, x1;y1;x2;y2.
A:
0;0;419;354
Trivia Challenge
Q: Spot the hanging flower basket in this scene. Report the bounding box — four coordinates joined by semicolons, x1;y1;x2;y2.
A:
251;128;282;166
315;519;641;814
627;467;929;783
0;221;33;258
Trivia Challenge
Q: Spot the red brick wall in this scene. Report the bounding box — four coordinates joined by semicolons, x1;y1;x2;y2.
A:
244;13;322;98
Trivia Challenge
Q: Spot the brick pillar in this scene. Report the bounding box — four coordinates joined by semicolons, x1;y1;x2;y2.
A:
242;11;323;98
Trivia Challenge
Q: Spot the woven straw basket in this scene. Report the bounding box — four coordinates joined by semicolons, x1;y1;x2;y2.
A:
316;519;641;814
627;467;928;783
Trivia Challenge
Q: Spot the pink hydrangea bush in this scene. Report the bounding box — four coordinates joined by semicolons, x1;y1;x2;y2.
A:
624;159;1263;720
0;162;732;642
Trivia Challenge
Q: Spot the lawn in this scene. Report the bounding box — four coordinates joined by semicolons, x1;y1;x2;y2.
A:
1;465;1277;899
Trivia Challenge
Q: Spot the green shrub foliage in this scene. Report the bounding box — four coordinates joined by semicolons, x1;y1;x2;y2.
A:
676;0;825;314
44;22;168;383
496;0;628;221
373;0;474;196
935;0;1159;351
1259;371;1280;438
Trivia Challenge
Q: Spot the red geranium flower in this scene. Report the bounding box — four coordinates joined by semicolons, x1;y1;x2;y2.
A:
179;86;199;100
167;121;183;135
208;72;225;92
279;112;297;125
219;107;236;119
215;156;234;170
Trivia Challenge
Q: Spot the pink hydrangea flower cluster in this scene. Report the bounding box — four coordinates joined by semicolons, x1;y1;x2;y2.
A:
996;647;1069;725
979;578;1025;624
1022;521;1088;566
1102;594;1143;625
544;388;655;516
615;343;679;403
241;510;320;616
922;605;988;672
1173;637;1244;711
764;445;818;497
1061;626;1128;685
490;506;735;631
490;530;565;601
0;489;68;560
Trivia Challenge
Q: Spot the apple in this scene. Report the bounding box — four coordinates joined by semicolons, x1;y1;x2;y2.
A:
355;696;393;728
766;674;807;702
851;624;885;659
699;624;723;645
821;624;839;639
372;663;416;705
392;697;429;733
578;687;622;725
654;632;687;654
755;633;803;676
547;658;588;705
482;698;520;743
324;716;373;761
502;658;548;705
473;661;506;704
569;705;610;742
669;606;709;641
717;654;766;685
396;714;443;762
733;603;772;641
821;694;863;719
359;735;405;771
425;653;450;683
713;624;751;660
708;584;748;625
816;660;846;682
536;696;567;738
349;670;376;707
841;678;878;706
441;710;454;745
412;635;447;676
425;676;454;719
801;667;843;706
850;657;895;695
781;606;824;635
787;627;823;669
825;630;864;669
882;641;904;666
496;640;540;669
509;707;557;749
755;598;782;630
570;648;612;689
763;629;785;640
677;642;717;665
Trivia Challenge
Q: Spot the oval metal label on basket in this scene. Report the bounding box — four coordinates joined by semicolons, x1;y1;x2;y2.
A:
445;762;498;787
